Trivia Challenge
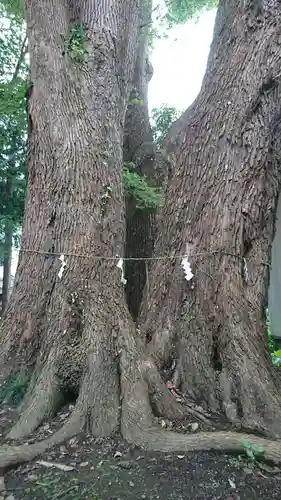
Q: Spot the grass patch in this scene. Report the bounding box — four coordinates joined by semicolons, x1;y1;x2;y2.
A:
0;373;29;405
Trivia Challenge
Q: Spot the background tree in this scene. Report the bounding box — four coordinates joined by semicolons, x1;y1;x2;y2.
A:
0;5;27;312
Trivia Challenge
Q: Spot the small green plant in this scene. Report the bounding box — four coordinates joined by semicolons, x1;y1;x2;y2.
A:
272;349;281;367
243;441;265;461
0;373;29;405
130;97;144;106
65;23;88;61
266;311;281;367
124;165;164;209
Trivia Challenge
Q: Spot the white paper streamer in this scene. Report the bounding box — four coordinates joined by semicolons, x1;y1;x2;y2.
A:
58;254;66;279
181;257;193;281
117;258;127;285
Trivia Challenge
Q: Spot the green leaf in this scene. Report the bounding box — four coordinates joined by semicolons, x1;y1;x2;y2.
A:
165;0;218;25
151;105;181;147
130;98;144;106
251;444;264;454
246;449;255;460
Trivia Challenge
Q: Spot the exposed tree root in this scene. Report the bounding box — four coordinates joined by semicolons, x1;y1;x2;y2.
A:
2;413;281;471
1;321;281;472
127;427;281;465
1;347;281;471
144;357;213;426
8;356;61;440
0;408;85;470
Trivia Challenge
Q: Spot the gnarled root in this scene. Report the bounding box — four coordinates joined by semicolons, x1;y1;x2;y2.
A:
2;324;281;471
7;354;61;440
130;427;281;464
143;357;213;426
0;407;85;470
120;356;281;466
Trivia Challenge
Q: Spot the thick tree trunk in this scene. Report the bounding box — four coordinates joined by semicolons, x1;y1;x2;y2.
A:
141;0;281;436
0;0;140;437
3;0;281;472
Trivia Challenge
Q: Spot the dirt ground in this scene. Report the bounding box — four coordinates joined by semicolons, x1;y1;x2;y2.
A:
1;405;281;499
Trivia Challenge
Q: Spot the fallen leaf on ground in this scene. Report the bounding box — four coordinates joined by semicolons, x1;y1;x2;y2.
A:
114;451;122;458
191;422;199;431
228;478;236;489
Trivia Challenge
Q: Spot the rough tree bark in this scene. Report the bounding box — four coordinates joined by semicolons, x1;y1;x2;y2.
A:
141;0;281;436
0;0;140;439
1;180;13;314
2;0;281;471
124;0;156;320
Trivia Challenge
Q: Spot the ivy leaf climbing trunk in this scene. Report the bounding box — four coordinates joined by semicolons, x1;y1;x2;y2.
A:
141;0;281;436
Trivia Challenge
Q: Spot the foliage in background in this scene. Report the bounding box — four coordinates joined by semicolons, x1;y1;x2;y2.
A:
0;0;23;19
124;105;180;208
0;4;28;260
148;0;217;48
151;104;180;147
165;0;218;25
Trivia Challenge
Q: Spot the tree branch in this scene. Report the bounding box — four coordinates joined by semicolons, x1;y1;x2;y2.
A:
11;32;28;83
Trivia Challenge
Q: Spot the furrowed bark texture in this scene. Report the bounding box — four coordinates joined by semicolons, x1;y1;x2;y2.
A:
141;0;281;435
0;0;140;439
1;179;13;314
124;0;156;320
4;0;281;472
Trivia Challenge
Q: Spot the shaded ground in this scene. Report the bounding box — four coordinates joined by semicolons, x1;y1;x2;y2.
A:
0;405;281;499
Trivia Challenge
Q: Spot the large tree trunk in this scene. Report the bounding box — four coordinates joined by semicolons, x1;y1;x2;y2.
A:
141;0;281;436
3;0;281;471
0;0;140;437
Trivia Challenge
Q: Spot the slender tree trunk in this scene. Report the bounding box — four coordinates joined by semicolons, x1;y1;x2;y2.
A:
124;0;156;320
141;0;281;436
1;180;13;314
2;227;13;314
